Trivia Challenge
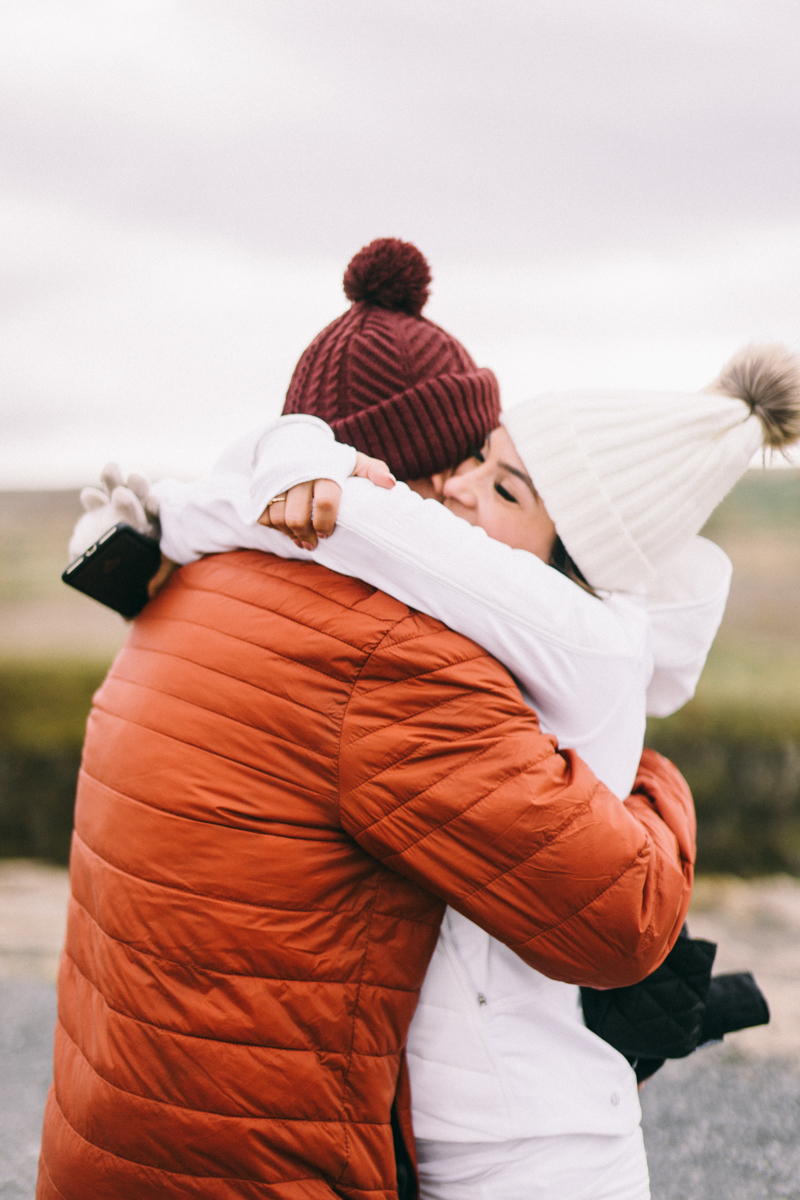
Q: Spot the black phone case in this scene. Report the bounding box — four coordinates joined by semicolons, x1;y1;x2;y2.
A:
62;523;162;619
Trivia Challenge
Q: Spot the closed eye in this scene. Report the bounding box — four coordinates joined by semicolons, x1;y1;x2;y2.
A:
494;482;517;503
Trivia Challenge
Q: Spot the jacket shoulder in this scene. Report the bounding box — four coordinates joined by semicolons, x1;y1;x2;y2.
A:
168;550;493;658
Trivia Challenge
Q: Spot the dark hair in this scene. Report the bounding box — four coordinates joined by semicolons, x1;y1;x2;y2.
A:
549;536;598;597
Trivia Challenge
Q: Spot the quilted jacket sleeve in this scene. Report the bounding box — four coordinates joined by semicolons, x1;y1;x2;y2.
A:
338;613;694;990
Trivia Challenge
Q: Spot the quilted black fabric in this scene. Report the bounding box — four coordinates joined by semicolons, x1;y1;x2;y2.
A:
622;970;771;1083
581;928;771;1085
700;971;770;1044
580;928;717;1060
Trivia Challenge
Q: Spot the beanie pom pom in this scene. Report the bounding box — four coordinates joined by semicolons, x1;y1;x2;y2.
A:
708;343;800;449
343;238;431;317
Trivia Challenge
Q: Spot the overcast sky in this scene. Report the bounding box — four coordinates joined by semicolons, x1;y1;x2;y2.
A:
3;0;800;486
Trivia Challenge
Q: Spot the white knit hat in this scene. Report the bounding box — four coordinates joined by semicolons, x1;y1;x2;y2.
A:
502;345;800;593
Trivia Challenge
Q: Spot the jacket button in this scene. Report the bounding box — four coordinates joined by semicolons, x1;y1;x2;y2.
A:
477;993;487;1006
611;1093;620;1105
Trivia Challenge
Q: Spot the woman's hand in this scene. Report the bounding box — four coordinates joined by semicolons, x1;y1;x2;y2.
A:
258;451;395;549
68;463;161;561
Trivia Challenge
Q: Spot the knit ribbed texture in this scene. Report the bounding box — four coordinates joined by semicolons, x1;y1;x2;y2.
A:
503;389;763;593
284;301;500;480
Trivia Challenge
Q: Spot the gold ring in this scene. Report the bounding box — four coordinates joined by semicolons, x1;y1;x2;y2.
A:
267;493;288;506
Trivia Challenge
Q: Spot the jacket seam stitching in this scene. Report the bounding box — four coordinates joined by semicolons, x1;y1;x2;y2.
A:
87;700;335;787
342;682;520;757
463;779;657;919
72;827;352;917
47;1078;389;1186
72;830;435;930
333;622;404;1186
78;761;332;832
114;641;338;717
56;1018;396;1128
334;618;410;823
344;713;536;803
129;616;363;688
61;951;409;1057
513;843;649;954
66;891;428;994
171;568;387;650
458;786;596;898
348;735;556;843
179;560;374;621
36;1158;69;1200
185;553;385;618
358;650;510;700
335;873;383;1187
380;781;571;884
92;695;333;776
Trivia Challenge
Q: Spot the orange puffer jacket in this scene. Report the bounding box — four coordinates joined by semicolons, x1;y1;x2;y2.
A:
38;551;695;1200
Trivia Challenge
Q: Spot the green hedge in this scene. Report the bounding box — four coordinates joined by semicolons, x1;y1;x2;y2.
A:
2;662;800;874
0;661;109;863
646;703;800;875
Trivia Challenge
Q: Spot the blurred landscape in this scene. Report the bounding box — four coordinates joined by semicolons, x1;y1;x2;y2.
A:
0;489;126;662
3;469;800;678
1;470;800;870
691;468;800;712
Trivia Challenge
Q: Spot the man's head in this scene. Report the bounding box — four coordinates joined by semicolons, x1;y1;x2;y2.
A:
282;238;500;485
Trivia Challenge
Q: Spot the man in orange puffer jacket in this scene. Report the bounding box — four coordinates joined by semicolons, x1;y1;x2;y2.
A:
38;242;695;1200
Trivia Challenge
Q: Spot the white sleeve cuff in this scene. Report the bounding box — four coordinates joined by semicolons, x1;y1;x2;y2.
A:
247;414;358;524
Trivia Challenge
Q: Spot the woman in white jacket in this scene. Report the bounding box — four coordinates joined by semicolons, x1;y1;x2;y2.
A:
72;343;800;1199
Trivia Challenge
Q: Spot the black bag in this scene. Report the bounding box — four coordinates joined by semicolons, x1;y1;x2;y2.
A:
580;927;769;1083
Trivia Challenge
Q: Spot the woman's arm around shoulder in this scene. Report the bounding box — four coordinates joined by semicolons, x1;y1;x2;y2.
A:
150;415;353;563
317;477;650;752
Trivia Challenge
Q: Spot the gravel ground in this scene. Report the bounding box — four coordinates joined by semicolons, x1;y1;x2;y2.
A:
642;1047;800;1199
4;863;800;1199
0;977;56;1200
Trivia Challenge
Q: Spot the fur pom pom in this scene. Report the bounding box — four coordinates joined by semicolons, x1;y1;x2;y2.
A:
343;238;431;317
708;344;800;449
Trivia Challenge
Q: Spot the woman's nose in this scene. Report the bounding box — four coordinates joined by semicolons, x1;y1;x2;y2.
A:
443;471;478;508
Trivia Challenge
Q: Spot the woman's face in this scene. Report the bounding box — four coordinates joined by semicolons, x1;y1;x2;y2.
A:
442;424;557;561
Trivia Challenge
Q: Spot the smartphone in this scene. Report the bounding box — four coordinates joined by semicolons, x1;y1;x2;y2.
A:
62;523;162;619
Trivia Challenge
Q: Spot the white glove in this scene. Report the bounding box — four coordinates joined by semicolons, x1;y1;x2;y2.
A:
68;463;161;562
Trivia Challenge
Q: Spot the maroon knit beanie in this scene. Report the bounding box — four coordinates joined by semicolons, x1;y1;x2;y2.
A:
282;238;501;480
